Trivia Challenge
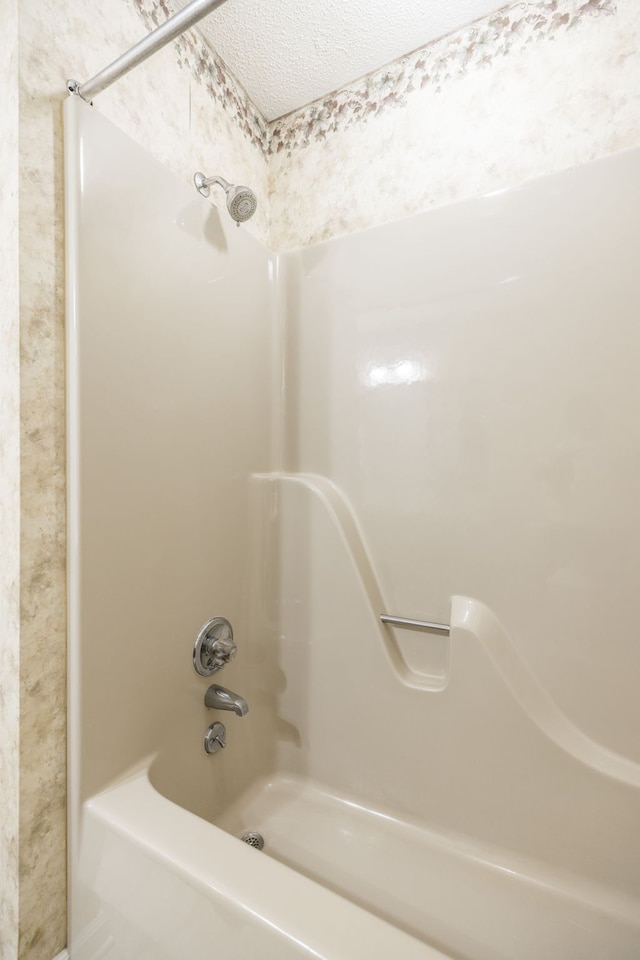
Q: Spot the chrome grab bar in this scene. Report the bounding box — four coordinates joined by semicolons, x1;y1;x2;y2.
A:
380;614;450;635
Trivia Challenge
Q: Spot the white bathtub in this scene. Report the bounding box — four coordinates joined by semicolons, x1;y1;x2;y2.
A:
73;759;640;960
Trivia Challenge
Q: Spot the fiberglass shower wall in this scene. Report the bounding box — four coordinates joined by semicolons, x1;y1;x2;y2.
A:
275;147;640;884
66;96;274;840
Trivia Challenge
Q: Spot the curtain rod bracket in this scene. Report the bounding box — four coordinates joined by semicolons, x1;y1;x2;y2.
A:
66;80;91;103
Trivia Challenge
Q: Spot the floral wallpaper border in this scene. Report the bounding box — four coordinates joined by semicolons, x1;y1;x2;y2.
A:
270;0;615;156
134;0;615;159
133;0;270;152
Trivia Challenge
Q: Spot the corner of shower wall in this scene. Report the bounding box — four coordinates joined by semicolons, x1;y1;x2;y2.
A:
64;95;83;925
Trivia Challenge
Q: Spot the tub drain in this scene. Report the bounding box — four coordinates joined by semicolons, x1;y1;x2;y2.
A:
240;831;264;850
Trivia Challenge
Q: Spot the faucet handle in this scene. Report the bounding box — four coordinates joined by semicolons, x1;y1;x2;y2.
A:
193;617;237;676
204;721;226;754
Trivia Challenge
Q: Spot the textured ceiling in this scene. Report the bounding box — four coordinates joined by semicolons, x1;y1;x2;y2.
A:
175;0;510;121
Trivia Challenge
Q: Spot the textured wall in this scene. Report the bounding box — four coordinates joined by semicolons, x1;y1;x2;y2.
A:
15;0;267;956
269;0;640;249
0;0;20;957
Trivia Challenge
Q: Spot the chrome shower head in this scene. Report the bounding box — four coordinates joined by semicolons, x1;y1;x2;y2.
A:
194;172;257;224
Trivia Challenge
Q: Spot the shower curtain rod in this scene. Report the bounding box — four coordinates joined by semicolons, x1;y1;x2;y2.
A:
67;0;228;103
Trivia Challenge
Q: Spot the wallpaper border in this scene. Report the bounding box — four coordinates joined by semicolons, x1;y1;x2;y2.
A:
133;0;616;158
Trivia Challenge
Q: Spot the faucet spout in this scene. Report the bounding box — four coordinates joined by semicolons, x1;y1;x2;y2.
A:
204;683;249;716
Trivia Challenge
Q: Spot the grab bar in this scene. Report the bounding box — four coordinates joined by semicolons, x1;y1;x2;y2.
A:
380;614;450;635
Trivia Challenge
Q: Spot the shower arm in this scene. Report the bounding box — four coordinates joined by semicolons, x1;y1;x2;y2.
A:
67;0;228;103
195;174;232;193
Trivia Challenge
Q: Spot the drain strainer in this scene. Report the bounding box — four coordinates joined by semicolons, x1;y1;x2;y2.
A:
240;831;264;850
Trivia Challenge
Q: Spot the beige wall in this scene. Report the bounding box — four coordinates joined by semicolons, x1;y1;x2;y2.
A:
6;0;640;956
0;0;20;957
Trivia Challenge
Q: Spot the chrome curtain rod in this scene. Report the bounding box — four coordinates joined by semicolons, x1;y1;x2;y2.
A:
67;0;228;103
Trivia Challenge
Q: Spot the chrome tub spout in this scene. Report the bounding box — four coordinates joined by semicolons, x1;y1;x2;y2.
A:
204;683;248;716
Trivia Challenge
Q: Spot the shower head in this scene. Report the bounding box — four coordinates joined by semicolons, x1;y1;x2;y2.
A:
194;172;257;224
226;184;258;224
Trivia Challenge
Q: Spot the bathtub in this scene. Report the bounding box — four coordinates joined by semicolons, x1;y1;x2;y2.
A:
72;756;640;960
73;765;442;960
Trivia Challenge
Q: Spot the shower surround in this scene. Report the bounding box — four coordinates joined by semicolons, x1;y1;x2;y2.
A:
4;0;640;956
66;98;640;959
